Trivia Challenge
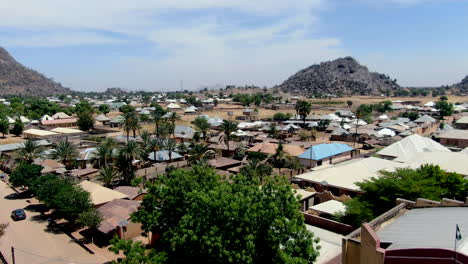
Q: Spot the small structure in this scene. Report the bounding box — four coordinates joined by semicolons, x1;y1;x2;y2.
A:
40;114;54;121
414;114;436;124
23;129;59;139
114;186;147;201
95;114;111;125
41;118;78;128
208;157;242;171
297;143;354;169
377;134;450;161
147;150;183;162
110;115;125;128
50;127;84;135
78;180;128;207
236;109;259;121
208;141;240;157
309;200;345;217
455;116;468;129
184;106;198;115
438;129;468;148
173;125;195;142
97;199;142;240
167;103;182;111
51;112;71;119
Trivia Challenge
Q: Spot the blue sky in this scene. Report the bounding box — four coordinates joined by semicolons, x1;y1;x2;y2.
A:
1;0;467;91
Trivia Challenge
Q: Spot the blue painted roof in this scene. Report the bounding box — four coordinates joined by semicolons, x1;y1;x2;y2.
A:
297;143;353;161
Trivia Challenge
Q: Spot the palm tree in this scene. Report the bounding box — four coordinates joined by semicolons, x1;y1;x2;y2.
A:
219;120;238;156
123;112;134;141
155;121;172;139
15;139;45;163
193;116;210;141
97;166;119;188
295;100;312;127
147;137;162;162
240;159;272;184
140;130;151;147
167;112;180;137
268;123;279;139
268;142;289;174
96;137;116;166
117;140;145;184
49;138;79;169
163;139;177;163
153;112;164;138
189;144;215;164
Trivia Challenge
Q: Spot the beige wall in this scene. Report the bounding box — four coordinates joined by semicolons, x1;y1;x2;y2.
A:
343;224;385;264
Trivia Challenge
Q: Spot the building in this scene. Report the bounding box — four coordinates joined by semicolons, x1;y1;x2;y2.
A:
236;109;259;121
96;199;142;241
342;199;468;264
51;112;71;119
78;180;128;207
297;143;355;169
208;157;242;171
455;116;468;129
41;118;78;128
147;150;183;162
377;134;450;161
438;129;468;148
173;125;195;142
23;129;60;139
109;115;125;128
113;186;147;201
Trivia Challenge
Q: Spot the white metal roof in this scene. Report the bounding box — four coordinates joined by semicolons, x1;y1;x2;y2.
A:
23;129;59;136
377;134;450;160
50;127;84;134
404;151;468;176
309;200;346;215
78;180;128;205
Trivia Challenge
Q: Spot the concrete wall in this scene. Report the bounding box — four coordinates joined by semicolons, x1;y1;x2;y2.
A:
440;138;468;148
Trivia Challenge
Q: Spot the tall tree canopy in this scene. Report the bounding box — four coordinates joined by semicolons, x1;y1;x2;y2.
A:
111;165;320;263
295;100;312;126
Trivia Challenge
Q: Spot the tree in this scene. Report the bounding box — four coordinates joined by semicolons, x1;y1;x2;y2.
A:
167;112;180;137
193;116;210;141
96;137;117;166
317;119;330;131
117;140;145;184
15;139;45;163
75;100;94;114
219;120;238;156
163;139;177;163
11;118;23;136
78;208;102;231
9;163;43;188
119;105;135;114
439;95;448;101
189;144;214;164
0;117;9;138
273;112;288;121
400;111;419;121
99;104;110;116
77;111;95;131
139;130;152;149
121;165;319;263
295;100;312;127
435;100;454;118
267;123;279;139
337;165;468;227
97;166;119;188
239;159;272;184
49;139;79;169
123;111;139;141
148;137;163;162
347;100;353;108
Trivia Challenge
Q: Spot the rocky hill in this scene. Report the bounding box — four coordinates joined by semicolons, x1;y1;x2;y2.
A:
454;75;468;94
0;47;70;96
277;57;401;96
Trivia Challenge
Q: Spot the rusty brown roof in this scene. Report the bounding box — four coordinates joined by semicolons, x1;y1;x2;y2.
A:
97;199;141;233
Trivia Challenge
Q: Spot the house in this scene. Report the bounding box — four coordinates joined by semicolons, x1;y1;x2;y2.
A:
377;134;450;161
95;114;111;125
309;200;346;217
50;127;85;136
96;199;142;241
41;118;78;128
23;129;60;139
166;103;182;111
248;142;305;157
402;151;468;176
109;115;125;128
34;159;65;174
414;114;436;124
335;110;354;118
208;157;242;171
208;141;240;157
147;150;183;162
78;180;128;207
438;129;468;148
184;106;198;115
342;200;468;264
330;127;351;141
294;157;406;196
455;116;468;129
173;125;195;142
114;186;147;201
51;112;71;119
236;109;259;121
297;143;355;168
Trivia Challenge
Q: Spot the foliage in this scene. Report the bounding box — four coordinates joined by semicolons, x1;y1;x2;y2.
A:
0;117;8;138
295;100;312;126
75;100;94;114
33;174;93;222
163;139;177;162
189;144;215;164
298;129;316;141
267;123;279;139
99;104;110;115
273;112;292;121
9;163;43;188
346;100;353;107
77;111;95;131
49;139;79;169
373;101;393;113
317;120;330;131
78;208;103;229
246;152;268;163
109;238;167;264
123;111;140;139
121;165;319;263
268;143;302;173
11;118;24;136
119;105;135;114
219;120;238;155
116;140;145;184
400;111;419;121
435;100;454;117
193;116;210;140
96;137;117;166
98;166;119;188
337;165;468;227
15;139;45;163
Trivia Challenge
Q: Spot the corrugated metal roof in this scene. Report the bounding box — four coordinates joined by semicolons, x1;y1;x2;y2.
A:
297;143;353;161
147;150;182;161
0;139;51;152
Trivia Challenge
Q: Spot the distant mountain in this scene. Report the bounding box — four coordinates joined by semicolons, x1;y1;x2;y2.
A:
103;87;128;96
0;47;70;97
277;57;401;96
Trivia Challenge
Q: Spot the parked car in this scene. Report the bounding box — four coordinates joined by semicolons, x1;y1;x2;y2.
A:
11;209;26;221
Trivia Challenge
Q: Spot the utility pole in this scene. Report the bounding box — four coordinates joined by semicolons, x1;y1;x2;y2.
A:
11;247;15;264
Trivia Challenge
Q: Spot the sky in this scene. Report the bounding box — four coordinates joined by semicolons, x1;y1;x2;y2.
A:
1;0;467;92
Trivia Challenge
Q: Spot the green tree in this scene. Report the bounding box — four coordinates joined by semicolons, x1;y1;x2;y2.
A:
99;104;110;116
75;100;94;114
122;165;319;263
188;144;215;164
77;111;95;131
49;139;79;169
167;112;180;137
268;123;279;139
219;120;238;156
116;140;145;184
15;139;45;163
295;100;312;127
148;137;163;162
193;116;210;141
123;111;139;141
337;165;468;227
346;100;353;108
96;137;117;166
11;118;23;136
119;105;135;114
163;139;177;163
97;166;119;188
78;208;102;230
0;117;9;138
439;96;448;101
9;163;43;188
435;100;454;118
